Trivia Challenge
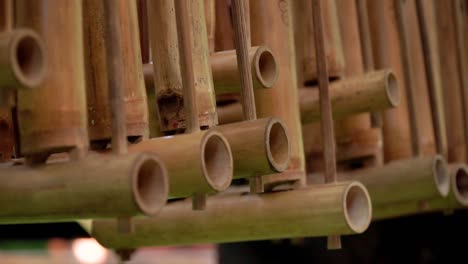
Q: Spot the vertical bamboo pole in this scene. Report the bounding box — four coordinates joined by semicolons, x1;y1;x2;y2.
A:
137;0;150;63
435;0;466;163
415;0;448;157
249;0;306;188
205;0;216;53
214;0;234;51
368;0;413;161
15;0;88;161
83;0;149;145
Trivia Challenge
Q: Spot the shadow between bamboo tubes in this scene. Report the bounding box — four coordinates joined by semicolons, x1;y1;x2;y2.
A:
372;164;468;220
128;130;233;198
0;152;168;224
89;181;371;248
216;70;400;125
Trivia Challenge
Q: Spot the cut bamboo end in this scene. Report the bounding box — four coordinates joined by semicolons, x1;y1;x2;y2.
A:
253;46;278;88
213;118;290;179
0;29;46;89
452;164;468;206
343;181;372;234
266;119;290;172
384;71;400;107
132;154;169;215
201;131;233;192
433;155;450;197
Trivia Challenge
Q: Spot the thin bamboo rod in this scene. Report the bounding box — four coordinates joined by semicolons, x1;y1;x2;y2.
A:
137;0;150;63
340;155;450;207
415;0;448;157
0;29;46;97
213;118;290;179
217;70;400;125
0;0;12;32
205;0;216;53
143;46;278;94
89;181;372;248
15;0;89;159
128;130;233;199
83;0;149;143
0;152;168;224
214;0;234;51
373;164;468;220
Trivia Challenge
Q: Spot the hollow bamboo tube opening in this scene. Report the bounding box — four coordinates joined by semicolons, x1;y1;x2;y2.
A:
0;153;168;223
434;156;450;197
0;29;46;88
385;71;400;107
129;130;232;197
253;46;277;88
453;165;468;206
213;118;290;179
90;181;371;248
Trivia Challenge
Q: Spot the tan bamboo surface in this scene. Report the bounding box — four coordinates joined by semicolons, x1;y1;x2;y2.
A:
0;152;168;224
336;155;450;208
249;0;305;187
214;0;234;51
147;0;217;132
128;130;233;198
373;164;468;220
213;118;290;179
15;0;89;158
292;0;344;85
435;0;466;163
400;0;436;156
415;0;448;157
144;46;278;95
83;0;148;143
137;0;150;63
89;181;371;248
368;0;413;162
216;70;400;125
0;0;12;32
0;30;46;94
205;0;216;53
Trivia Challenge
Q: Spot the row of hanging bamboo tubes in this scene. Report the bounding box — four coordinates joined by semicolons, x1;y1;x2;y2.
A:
0;0;465;257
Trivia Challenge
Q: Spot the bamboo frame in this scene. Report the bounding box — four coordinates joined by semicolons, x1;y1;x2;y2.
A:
216;70;400;125
15;0;89;158
89;181;371;248
83;0;149;143
213;118;290;179
147;0;217;132
0;152;168;224
128;130;233;198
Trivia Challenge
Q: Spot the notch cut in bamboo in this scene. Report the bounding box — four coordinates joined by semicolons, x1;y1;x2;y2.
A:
88;181;371;248
0;29;46;92
0;152;168;224
213;117;290;179
217;70;400;125
128;130;233;198
15;0;89;158
83;0;148;143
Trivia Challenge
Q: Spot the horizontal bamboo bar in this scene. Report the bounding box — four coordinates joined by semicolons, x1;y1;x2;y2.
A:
213;118;290;179
373;164;468;220
0;152;168;224
128;130;233;198
0;29;46;91
217;70;400;124
341;155;449;207
89;181;372;248
144;46;278;95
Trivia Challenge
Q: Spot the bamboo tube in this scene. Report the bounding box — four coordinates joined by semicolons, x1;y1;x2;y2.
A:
214;0;234;51
340;155;450;207
0;29;46;91
0;152;168;224
373;164;468;220
216;70;400;125
213;118;290;179
128;130;233;198
249;0;306;186
89;181;372;248
147;0;217;132
0;0;12;32
435;0;466;163
205;0;215;53
292;0;344;85
83;0;148;143
368;0;413;161
15;0;88;157
137;0;150;63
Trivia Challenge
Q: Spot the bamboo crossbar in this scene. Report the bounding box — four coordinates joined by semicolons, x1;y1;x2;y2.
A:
89;181;372;248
